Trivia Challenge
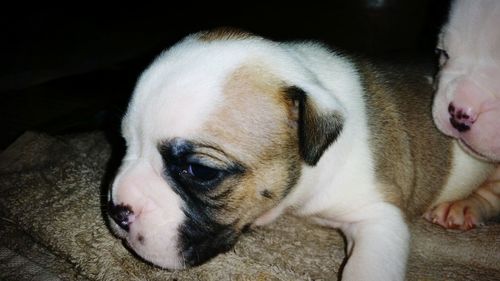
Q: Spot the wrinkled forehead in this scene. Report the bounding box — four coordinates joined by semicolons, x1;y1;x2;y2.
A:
143;67;227;140
197;63;292;160
124;44;292;159
128;45;253;141
442;0;500;62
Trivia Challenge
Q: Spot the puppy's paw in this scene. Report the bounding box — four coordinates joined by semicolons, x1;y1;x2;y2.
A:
424;177;500;231
423;200;482;230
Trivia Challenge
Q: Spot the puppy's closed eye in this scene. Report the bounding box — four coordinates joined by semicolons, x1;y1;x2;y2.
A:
186;163;221;181
158;138;244;193
168;160;225;190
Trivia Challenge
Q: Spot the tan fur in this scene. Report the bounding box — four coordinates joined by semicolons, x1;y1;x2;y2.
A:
358;61;454;218
199;63;301;227
198;27;254;42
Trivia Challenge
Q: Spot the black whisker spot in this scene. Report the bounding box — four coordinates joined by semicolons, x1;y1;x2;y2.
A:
260;189;273;199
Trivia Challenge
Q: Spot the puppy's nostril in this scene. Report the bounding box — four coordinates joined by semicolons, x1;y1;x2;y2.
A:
108;202;134;231
448;103;455;114
450;117;471;132
448;103;476;132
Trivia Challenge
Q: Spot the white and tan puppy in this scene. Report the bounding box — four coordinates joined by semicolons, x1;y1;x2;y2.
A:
108;29;497;280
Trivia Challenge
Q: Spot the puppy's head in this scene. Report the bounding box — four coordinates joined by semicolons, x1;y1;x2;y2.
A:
432;0;500;161
107;30;344;269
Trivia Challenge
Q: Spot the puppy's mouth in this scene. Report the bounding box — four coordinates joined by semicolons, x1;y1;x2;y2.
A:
107;214;129;239
457;139;490;161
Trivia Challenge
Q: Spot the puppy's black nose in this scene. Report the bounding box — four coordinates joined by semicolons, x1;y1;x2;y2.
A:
448;103;474;132
108;202;134;231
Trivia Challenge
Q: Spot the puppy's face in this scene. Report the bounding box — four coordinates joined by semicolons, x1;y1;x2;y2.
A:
432;0;500;161
108;32;343;268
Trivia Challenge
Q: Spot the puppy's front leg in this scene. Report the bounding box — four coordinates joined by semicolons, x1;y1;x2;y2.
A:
340;204;410;281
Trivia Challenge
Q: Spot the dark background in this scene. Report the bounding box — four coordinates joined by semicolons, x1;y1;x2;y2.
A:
0;1;451;150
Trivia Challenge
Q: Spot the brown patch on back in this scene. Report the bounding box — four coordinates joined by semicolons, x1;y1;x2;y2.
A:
199;63;302;227
198;27;255;42
358;59;454;219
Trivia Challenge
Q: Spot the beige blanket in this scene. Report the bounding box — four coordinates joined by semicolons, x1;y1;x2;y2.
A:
0;131;499;280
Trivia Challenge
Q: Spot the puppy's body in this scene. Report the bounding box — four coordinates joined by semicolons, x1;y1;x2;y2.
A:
108;31;495;280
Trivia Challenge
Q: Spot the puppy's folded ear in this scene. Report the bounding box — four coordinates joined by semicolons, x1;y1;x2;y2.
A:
285;85;345;166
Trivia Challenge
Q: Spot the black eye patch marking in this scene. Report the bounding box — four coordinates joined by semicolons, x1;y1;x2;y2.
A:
158;138;244;193
157;138;247;209
157;138;247;266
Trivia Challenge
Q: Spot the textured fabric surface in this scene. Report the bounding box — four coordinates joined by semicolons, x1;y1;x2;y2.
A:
0;131;499;280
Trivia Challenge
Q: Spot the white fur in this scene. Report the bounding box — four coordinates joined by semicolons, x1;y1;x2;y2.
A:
110;159;185;269
438;0;500;63
254;41;409;281
432;142;494;206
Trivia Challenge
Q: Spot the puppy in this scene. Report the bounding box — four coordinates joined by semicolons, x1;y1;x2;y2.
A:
108;29;497;280
433;0;500;161
429;0;500;230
